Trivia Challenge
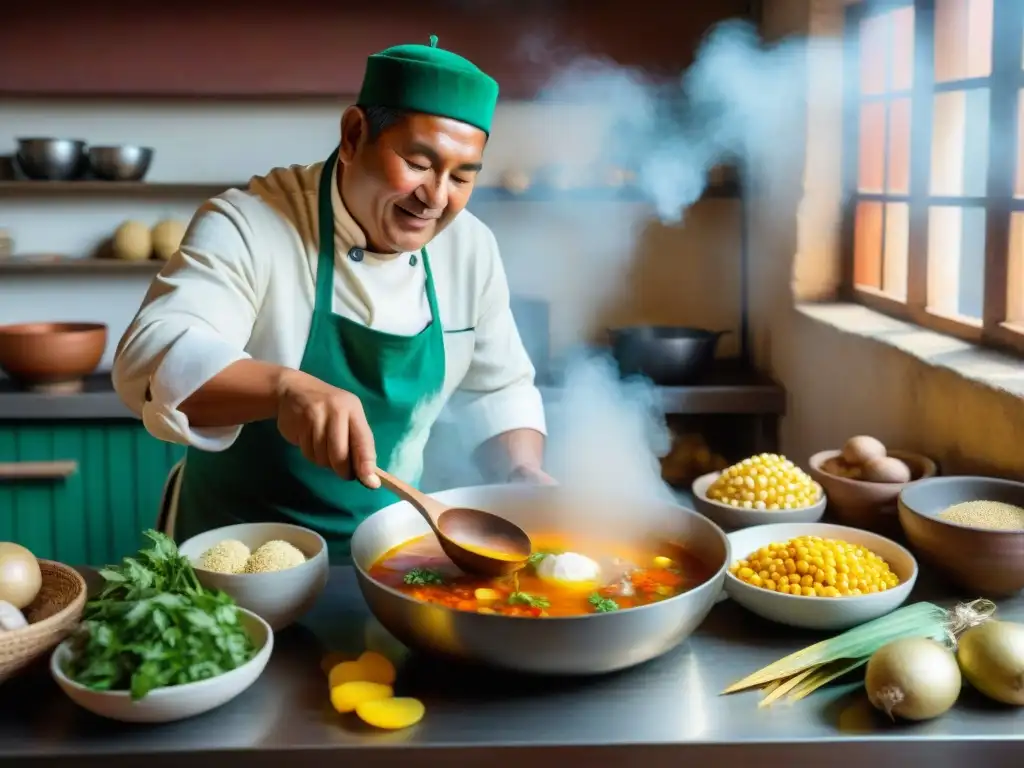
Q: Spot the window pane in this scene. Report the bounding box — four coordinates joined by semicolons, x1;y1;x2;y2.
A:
860;8;915;94
884;203;910;300
860;13;890;95
859;102;886;192
1009;213;1024;325
887;98;912;194
935;0;993;83
931;89;990;197
891;7;916;91
927;206;986;321
855;201;884;290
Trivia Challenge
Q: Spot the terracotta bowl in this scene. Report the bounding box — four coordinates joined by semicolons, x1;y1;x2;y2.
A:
898;476;1024;597
808;449;938;537
0;322;107;393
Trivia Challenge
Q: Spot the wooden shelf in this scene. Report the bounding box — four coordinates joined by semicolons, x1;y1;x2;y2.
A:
0;180;741;203
0;181;245;198
0;257;166;274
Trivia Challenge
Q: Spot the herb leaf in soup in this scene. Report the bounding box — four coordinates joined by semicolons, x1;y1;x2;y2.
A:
403;567;445;586
508;591;551;609
526;550;562;568
588;593;619;613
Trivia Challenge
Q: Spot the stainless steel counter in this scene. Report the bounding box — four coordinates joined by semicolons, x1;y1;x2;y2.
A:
1;566;1023;768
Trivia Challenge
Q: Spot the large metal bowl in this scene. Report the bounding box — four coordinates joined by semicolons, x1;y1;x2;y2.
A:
15;138;87;181
87;145;154;181
352;484;730;675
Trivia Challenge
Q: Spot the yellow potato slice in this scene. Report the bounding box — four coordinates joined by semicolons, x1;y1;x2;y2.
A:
329;681;393;714
356;651;397;685
355;697;426;730
320;652;348;675
328;661;368;689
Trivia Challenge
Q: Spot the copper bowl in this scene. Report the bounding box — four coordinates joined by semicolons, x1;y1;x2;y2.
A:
898;476;1024;597
809;449;938;536
0;322;107;393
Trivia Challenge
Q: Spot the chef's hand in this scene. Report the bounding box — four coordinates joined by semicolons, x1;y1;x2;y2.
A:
275;369;381;489
508;465;557;486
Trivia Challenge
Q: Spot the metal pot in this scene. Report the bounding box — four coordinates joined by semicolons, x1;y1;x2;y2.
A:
351;484;729;675
609;326;729;386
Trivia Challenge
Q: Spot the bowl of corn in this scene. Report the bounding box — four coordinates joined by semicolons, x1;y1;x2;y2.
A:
691;453;826;530
898;475;1024;597
723;522;917;630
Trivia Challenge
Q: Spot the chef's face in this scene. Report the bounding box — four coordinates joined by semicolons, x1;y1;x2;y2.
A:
338;107;486;253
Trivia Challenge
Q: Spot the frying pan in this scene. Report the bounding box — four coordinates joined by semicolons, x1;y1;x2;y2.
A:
608;326;729;386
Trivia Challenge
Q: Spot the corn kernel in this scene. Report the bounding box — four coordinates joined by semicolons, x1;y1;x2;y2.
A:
729;535;899;599
705;454;822;510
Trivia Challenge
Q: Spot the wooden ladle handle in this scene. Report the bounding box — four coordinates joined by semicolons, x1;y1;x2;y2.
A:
375;468;445;527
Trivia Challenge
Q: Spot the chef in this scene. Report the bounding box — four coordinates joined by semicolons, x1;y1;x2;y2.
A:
112;36;550;562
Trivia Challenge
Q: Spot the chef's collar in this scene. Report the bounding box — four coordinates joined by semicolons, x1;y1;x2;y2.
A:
329;158;408;263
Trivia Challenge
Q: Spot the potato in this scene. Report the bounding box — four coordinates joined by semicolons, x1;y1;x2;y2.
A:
329;681;392;714
842;435;887;466
356;697;426;730
862;456;912;484
356;651;397;685
328;661;368;689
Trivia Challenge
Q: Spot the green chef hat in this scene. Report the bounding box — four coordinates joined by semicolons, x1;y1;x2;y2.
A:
357;35;499;134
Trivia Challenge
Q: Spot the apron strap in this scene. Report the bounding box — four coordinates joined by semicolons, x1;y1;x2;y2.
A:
316;148;341;311
318;148;438;324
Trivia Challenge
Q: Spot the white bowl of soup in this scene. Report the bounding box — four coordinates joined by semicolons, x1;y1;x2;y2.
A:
351;484;730;675
723;522;918;631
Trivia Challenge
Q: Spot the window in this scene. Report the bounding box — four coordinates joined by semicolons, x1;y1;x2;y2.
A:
843;0;1024;354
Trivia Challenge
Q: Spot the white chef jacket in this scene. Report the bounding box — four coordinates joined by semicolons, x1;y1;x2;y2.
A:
112;160;546;455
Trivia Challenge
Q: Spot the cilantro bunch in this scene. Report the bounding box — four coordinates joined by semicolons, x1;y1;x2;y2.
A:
63;530;255;701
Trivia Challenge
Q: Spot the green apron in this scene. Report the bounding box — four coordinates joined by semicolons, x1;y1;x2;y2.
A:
175;148;447;563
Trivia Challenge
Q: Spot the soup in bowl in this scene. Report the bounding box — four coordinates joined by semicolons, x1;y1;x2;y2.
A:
352;484;730;675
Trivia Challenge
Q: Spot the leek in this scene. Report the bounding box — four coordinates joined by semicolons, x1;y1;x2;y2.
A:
722;601;949;694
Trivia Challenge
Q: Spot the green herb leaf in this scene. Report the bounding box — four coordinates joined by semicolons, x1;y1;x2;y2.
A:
403;567;445;586
64;529;254;701
588;593;619;613
526;550;561;569
508;591;551;609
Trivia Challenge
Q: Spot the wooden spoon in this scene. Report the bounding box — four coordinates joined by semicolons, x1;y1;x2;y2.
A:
375;469;532;577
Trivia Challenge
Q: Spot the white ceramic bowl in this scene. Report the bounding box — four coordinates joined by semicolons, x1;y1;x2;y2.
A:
51;608;273;723
691;471;827;530
723;522;918;631
178;522;329;631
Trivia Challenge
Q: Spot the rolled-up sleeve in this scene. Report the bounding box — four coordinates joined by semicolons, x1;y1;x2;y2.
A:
454;231;547;449
112;196;264;451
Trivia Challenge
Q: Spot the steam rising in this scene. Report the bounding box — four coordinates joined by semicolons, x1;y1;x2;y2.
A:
501;21;836;530
536;20;832;223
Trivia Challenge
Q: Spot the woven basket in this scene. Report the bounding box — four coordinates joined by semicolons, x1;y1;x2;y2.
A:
0;560;87;684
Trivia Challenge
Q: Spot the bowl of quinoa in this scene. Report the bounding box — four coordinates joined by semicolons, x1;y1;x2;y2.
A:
898;476;1024;596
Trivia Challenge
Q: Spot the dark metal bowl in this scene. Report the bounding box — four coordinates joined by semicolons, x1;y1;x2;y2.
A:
609;326;728;386
87;145;154;181
14;138;87;181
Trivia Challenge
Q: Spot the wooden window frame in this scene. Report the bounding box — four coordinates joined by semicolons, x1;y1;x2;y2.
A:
841;0;1024;356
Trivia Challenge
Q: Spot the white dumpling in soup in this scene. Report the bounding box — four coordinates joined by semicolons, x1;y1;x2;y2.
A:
535;552;602;590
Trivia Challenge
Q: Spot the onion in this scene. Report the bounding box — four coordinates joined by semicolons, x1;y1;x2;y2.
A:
0;542;41;610
956;620;1024;706
865;637;961;721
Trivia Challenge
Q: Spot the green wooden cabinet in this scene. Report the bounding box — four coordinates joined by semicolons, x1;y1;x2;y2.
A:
0;421;184;566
